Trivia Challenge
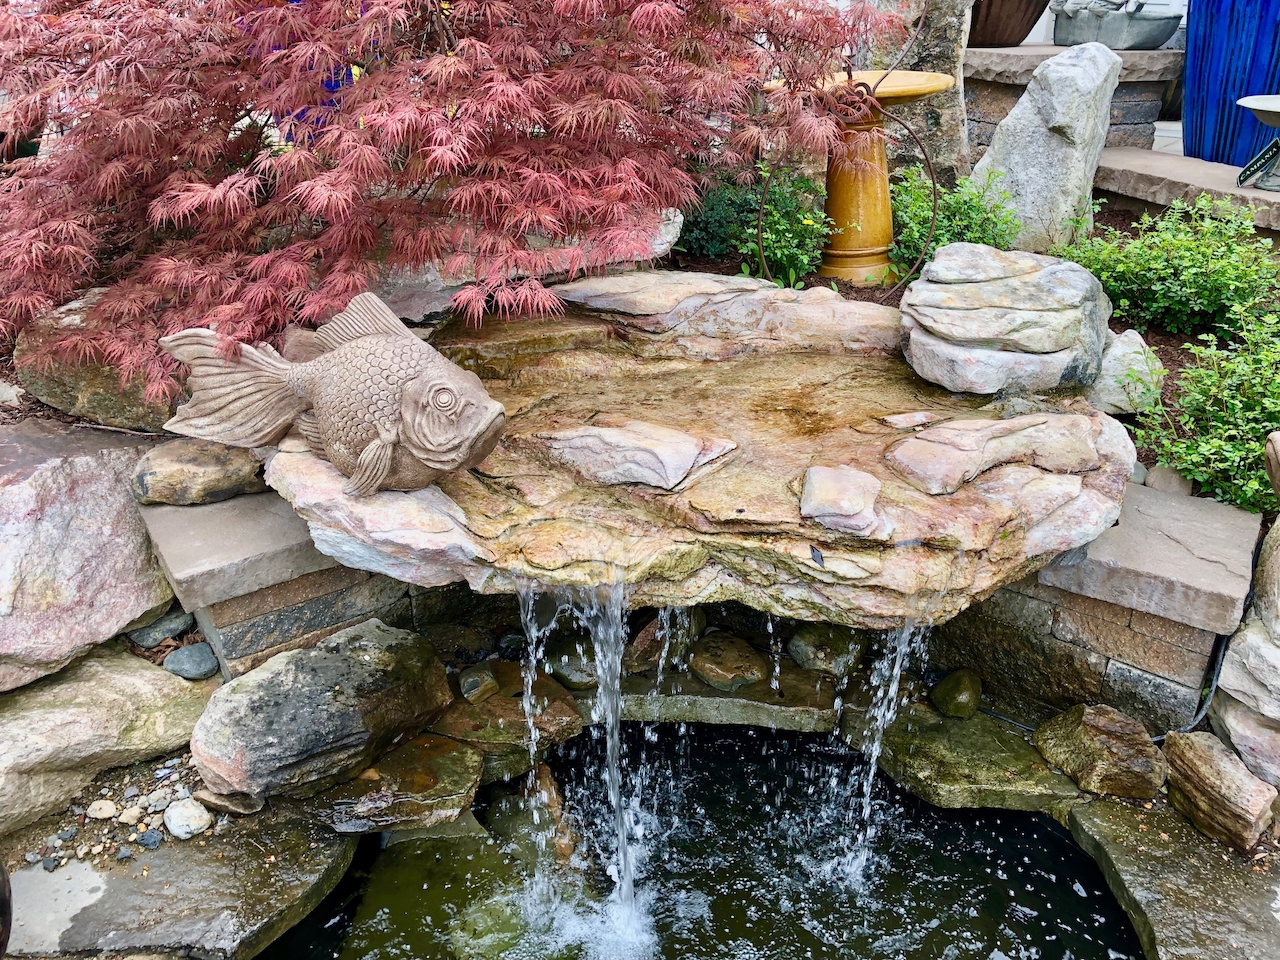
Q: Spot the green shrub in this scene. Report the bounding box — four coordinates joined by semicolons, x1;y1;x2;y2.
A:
1136;312;1280;513
680;166;832;282
1054;195;1280;335
889;167;1021;277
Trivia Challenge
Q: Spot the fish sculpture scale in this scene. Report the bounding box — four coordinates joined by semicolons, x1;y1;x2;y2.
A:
160;293;506;497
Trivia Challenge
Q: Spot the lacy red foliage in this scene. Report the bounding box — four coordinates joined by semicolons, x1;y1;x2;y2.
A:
0;0;903;399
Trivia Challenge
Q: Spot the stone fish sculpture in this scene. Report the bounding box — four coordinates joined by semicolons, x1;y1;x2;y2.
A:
160;293;506;496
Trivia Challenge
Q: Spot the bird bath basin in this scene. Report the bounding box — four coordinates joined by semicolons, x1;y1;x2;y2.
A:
1239;95;1280;129
817;71;954;286
1236;96;1280;191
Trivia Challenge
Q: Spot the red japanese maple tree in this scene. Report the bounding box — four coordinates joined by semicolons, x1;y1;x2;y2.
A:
0;0;903;399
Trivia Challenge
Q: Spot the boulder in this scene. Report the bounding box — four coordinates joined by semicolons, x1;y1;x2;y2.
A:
1144;463;1193;496
1033;704;1167;798
131;438;267;505
1218;616;1280;722
930;668;983;719
787;623;869;677
901;244;1110;394
688;632;767;692
1164;731;1277;852
6;802;356;959
1209;691;1280;787
972;43;1123;251
1251;523;1280;641
12;290;175;431
190;619;452;801
1086;329;1163;414
0;644;214;836
0;420;173;691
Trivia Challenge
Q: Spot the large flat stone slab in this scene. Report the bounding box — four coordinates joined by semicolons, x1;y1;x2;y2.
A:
965;45;1185;85
139;491;337;610
1039;483;1261;635
1070;798;1280;960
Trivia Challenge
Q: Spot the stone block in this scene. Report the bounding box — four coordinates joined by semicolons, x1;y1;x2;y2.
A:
1104;124;1156;150
1128;610;1215;657
140;491;337;610
1109;96;1162;124
1039;483;1260;635
1052;607;1208;687
977;588;1055;636
964;45;1185;86
1100;661;1200;735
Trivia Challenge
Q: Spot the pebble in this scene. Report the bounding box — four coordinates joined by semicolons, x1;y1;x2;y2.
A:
42;858;58;872
70;805;85;816
90;843;104;855
99;787;110;796
128;608;195;649
57;827;78;841
122;786;139;800
75;844;90;859
164;797;213;840
154;769;172;780
116;846;133;861
173;785;191;801
137;829;163;851
86;799;118;820
23;852;38;864
163;641;220;681
118;806;143;825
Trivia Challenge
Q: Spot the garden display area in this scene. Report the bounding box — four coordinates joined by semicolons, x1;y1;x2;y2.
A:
1;3;1280;960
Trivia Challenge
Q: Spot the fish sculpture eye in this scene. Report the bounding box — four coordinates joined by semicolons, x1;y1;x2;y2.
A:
432;387;458;412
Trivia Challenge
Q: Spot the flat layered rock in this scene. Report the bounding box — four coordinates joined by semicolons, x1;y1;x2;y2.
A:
1164;731;1277;852
265;291;1132;631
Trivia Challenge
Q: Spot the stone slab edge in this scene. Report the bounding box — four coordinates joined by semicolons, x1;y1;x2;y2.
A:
965;45;1185;84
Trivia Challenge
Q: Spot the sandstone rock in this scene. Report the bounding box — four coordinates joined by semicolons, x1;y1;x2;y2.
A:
0;645;213;835
131;438;267;505
625;607;705;674
460;662;500;703
310;733;484;833
1144;464;1192;496
0;420;173;690
190;619;452;801
536;420;735;490
1164;731;1277;852
6;802;355;958
1209;691;1280;787
787;623;868;677
931;669;983;719
973;43;1123;251
1033;704;1167;798
689;632;767;692
901;244;1110;394
12;290;175;431
1218;617;1280;722
164;797;213;839
799;465;883;535
1087;329;1163;414
554;271;773;317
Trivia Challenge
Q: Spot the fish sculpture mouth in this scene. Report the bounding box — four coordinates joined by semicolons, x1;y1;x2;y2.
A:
404;403;507;471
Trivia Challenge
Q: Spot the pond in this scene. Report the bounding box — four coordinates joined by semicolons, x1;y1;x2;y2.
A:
263;723;1143;960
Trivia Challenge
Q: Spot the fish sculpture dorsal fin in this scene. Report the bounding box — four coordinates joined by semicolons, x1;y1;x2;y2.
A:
313;293;416;354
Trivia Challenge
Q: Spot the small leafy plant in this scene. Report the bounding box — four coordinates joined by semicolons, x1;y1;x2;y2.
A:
1136;311;1280;513
889;167;1021;278
1054;195;1280;335
679;179;759;260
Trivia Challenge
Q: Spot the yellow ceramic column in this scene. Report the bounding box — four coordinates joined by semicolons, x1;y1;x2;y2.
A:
818;115;895;285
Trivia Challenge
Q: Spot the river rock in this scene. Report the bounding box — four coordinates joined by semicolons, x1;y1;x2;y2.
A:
1209;691;1280;787
901;244;1110;395
6;802;355;958
972;43;1122;251
12;290;175;431
1086;329;1163;414
164;797;214;839
689;632;767;692
930;668;983;719
131;437;267;505
164;642;220;680
1164;731;1277;852
190;619;452;801
0;644;213;835
85;799;118;820
128;607;195;649
1033;704;1167;798
460;662;500;704
0;420;173;691
787;623;869;677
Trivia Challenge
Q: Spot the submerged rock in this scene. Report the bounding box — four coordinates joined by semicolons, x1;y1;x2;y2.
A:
689;632;767;692
930;668;982;719
1164;731;1277;852
786;623;869;677
459;662;500;704
190;619;452;801
131;437;268;505
1033;704;1166;798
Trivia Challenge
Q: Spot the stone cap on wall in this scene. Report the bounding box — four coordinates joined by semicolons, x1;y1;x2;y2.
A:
965;44;1184;85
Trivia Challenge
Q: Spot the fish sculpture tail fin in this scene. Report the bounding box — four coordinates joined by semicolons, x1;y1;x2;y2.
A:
161;328;310;447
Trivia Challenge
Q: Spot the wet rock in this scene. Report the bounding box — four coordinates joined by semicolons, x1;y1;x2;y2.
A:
972;43;1122;251
131;437;267;505
689;632;767;692
786;623;868;677
459;662;500;704
1209;691;1280;787
164;642;220;681
0;645;213;835
311;733;484;834
1070;799;1280;960
625;608;705;675
0;421;173;690
421;623;493;664
136;829;162;850
164;797;213;839
930;669;982;719
190;619;452;802
901;245;1110;394
536;420;735;490
127;607;195;649
193;787;264;816
1033;704;1167;798
1087;329;1163;414
544;633;598;690
1164;731;1277;852
6;802;356;958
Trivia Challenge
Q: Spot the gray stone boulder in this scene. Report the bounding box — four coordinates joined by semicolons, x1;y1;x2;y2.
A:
190;619;452;801
1250;523;1280;641
973;42;1122;251
1033;703;1167;798
0;644;214;836
1164;731;1277;852
131;437;267;505
0;420;173;691
1086;329;1163;414
901;244;1111;394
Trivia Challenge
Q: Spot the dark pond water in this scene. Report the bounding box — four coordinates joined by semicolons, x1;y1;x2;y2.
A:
263;724;1142;960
